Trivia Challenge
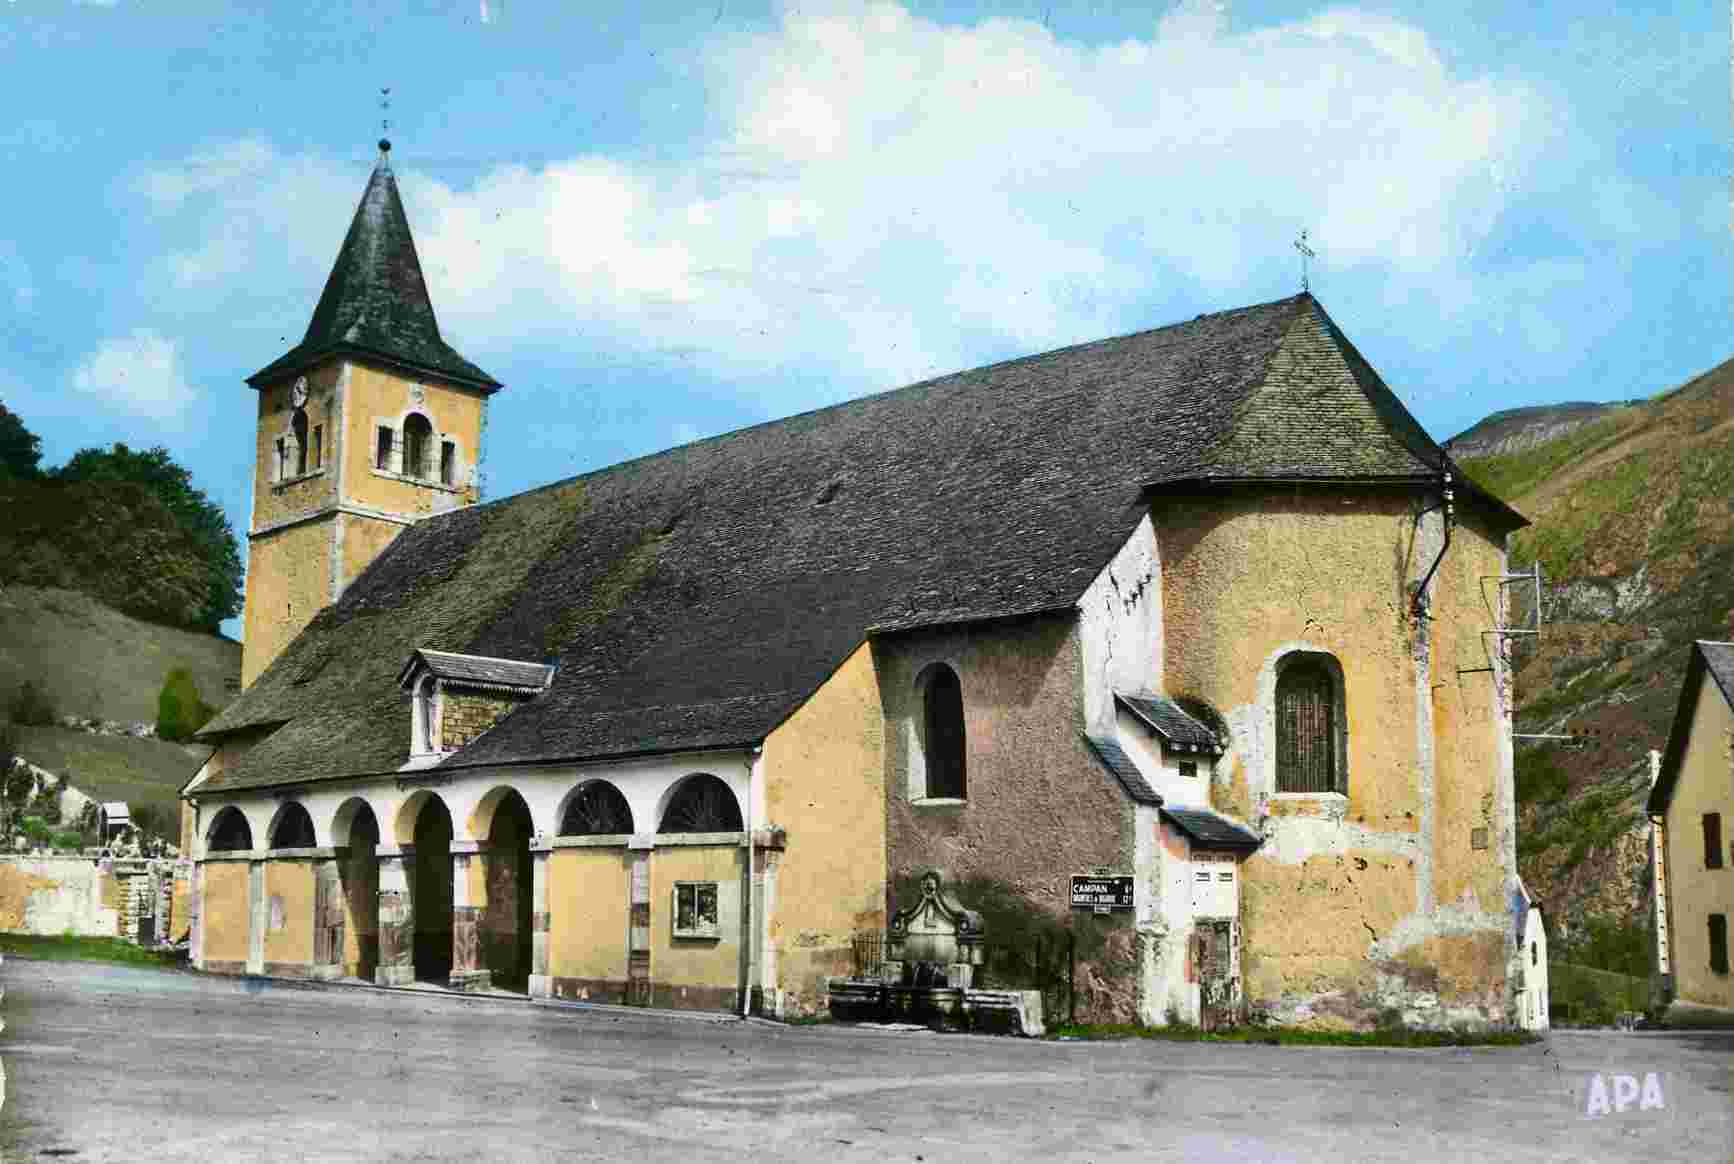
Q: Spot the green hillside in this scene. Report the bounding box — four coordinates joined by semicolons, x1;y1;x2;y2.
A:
1452;354;1734;933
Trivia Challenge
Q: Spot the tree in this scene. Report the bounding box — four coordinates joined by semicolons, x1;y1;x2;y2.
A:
8;679;57;726
0;400;42;481
50;443;242;629
156;668;215;742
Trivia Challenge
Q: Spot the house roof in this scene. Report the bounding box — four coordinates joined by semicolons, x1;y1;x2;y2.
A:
1082;735;1162;806
1117;693;1221;752
398;648;553;692
247;153;500;393
198;292;1523;795
1647;640;1734;815
1161;807;1263;853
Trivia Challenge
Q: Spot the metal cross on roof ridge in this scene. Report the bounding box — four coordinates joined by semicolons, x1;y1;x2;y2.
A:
1294;229;1316;293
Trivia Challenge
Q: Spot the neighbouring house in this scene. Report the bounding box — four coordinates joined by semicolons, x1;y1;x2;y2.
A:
1647;640;1734;1026
181;139;1536;1028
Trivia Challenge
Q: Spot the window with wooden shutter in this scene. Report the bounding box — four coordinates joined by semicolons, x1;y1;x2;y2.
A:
1277;657;1340;793
1710;913;1728;975
1706;812;1724;870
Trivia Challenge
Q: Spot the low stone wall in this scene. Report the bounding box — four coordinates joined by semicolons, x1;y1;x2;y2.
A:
0;854;186;942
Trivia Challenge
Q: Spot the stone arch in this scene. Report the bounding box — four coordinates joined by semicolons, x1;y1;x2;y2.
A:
267;801;316;849
556;779;634;836
331;796;382;849
658;773;743;834
205;805;253;852
914;661;967;800
331;798;381;981
403;791;455;983
477;788;534;991
468;784;542;843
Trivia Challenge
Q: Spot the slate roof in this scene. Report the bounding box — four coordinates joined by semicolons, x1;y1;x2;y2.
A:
1648;640;1734;814
1161;807;1263;853
398;649;554;692
247;156;499;392
1082;735;1161;806
199;290;1526;794
1118;694;1220;752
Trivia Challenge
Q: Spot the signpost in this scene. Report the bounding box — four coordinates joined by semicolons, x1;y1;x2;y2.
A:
1070;875;1135;913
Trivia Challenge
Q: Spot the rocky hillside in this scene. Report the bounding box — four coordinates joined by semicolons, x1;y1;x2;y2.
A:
1449;357;1734;936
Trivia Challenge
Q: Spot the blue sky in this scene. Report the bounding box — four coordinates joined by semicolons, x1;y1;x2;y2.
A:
1;2;1727;639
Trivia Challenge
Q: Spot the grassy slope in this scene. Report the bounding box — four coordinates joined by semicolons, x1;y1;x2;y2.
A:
0;584;234;823
0;584;239;723
1453;354;1734;929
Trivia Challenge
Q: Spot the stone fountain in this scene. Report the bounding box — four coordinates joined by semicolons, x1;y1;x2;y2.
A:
828;870;1045;1036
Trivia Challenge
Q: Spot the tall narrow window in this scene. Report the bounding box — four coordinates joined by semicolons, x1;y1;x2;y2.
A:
1705;812;1724;870
403;414;433;480
291;408;308;476
310;424;323;471
1711;914;1729;975
275;437;288;482
376;425;394;470
920;663;967;800
1276;655;1343;793
440;441;456;486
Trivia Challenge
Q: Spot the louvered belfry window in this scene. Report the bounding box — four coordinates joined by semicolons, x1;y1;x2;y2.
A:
1277;658;1339;793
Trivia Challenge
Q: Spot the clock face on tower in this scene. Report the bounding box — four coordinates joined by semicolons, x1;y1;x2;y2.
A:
290;377;308;408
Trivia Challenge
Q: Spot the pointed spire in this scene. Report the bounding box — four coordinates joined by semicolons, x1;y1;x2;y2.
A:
248;147;499;392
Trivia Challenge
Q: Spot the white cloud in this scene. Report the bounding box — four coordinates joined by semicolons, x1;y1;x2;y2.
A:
71;330;195;415
138;2;1562;404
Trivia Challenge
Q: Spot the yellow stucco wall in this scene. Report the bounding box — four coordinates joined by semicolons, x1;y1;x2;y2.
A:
342;362;484;517
547;847;628;982
242;518;332;686
252;363;341;529
761;641;886;1010
339;513;409;594
651;845;742;989
202;861;251;965
1154;488;1513;1023
1666;676;1734;1010
263;859;315;968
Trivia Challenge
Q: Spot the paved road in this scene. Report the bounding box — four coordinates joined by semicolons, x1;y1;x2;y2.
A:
0;958;1728;1162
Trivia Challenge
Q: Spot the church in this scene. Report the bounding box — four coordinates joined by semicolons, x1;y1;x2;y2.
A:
182;141;1538;1029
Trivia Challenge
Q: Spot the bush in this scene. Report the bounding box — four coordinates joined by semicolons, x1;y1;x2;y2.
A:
8;679;57;726
49;830;82;851
156;667;215;742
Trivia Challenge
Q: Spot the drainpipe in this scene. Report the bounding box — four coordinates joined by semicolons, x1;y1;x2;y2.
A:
1410;472;1455;618
741;747;758;1019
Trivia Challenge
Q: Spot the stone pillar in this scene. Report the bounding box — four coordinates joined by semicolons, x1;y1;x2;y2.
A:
449;840;490;992
528;839;552;999
189;859;205;970
375;845;415;987
245;858;266;975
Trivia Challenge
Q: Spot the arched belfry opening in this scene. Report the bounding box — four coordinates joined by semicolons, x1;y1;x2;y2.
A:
403;413;433;480
410;795;455;983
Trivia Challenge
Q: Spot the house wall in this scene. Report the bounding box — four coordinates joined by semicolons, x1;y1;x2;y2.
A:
1152;486;1517;1030
760;641;887;1016
1665;677;1734;1015
649;843;745;1010
878;612;1137;1022
201;858;251;972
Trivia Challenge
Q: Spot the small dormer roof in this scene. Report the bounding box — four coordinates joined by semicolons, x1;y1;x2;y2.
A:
397;648;554;694
1116;693;1222;754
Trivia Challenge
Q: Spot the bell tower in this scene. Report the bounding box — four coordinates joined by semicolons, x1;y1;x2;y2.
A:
240;139;502;687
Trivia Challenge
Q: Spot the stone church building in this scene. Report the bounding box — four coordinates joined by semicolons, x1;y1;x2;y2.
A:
182;144;1535;1029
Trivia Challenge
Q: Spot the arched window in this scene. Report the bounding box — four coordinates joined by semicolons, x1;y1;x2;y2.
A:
414;675;438;754
270;802;316;849
291;408;309;476
206;806;253;852
919;663;967;800
659;774;742;833
1275;654;1344;794
559;781;634;836
402;414;433;480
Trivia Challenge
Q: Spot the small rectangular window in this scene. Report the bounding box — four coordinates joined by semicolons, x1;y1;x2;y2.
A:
440;440;455;486
1178;759;1198;779
1706;813;1724;870
274;438;287;481
311;425;323;471
1194;870;1210;883
672;882;720;939
376;426;393;470
1711;914;1729;975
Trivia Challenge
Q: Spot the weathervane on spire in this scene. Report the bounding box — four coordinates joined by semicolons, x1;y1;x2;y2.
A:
377;87;393;161
1293;229;1316;293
